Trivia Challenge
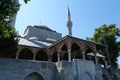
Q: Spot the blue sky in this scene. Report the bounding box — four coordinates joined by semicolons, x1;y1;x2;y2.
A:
15;0;120;66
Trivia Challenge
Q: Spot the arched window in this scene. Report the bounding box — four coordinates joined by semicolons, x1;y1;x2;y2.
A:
19;48;33;60
35;50;48;61
24;72;44;80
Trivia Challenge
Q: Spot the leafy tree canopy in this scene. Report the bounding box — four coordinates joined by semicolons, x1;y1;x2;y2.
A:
87;24;120;68
0;0;20;57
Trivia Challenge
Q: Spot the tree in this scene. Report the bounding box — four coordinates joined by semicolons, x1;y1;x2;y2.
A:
0;0;20;57
87;24;120;68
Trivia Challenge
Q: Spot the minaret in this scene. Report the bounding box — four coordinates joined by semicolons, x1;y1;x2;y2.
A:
67;7;73;36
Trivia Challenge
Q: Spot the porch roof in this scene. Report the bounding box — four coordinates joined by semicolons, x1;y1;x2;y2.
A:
48;35;105;50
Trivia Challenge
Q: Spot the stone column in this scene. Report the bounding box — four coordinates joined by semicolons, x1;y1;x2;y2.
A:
80;45;87;61
67;48;71;62
93;45;98;64
94;52;98;64
16;47;22;59
16;52;19;59
66;39;72;62
33;54;36;60
47;55;52;61
82;51;86;60
57;48;61;62
32;48;38;61
46;49;53;61
57;53;60;62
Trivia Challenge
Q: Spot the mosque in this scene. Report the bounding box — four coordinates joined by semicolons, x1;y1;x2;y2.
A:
0;6;120;80
17;8;105;63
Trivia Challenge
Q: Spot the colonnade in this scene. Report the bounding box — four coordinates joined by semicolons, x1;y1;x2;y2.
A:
15;38;103;65
15;46;48;61
52;39;99;64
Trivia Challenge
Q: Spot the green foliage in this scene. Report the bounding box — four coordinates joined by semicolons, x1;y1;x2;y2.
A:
0;28;19;57
0;0;20;57
0;0;19;22
87;24;120;68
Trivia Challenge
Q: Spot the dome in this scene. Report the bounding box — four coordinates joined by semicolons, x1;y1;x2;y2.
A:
34;25;56;32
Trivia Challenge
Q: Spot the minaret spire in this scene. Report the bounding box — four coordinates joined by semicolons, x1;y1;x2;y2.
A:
68;7;71;20
67;7;73;36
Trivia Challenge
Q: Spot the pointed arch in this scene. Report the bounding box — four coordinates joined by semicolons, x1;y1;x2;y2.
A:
63;52;68;60
52;52;58;62
61;44;68;60
35;50;48;61
19;48;33;60
61;44;67;51
85;48;95;61
71;43;80;51
73;50;83;59
24;72;44;80
85;48;94;54
71;43;82;59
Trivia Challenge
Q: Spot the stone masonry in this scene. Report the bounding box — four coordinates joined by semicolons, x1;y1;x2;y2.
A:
0;58;104;80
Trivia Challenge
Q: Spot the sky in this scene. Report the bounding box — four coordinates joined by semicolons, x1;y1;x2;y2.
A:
15;0;120;67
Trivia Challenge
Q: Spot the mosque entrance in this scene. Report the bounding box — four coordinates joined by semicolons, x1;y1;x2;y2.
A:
24;72;44;80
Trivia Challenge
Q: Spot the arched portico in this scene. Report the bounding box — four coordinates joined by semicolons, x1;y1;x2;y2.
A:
52;52;58;62
19;48;33;60
71;43;82;59
35;50;48;61
48;35;105;63
61;44;68;60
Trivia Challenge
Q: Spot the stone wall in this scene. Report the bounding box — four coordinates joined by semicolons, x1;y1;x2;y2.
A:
73;59;96;80
113;69;120;80
57;61;73;80
0;58;58;80
95;64;102;80
1;58;115;80
56;59;97;80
